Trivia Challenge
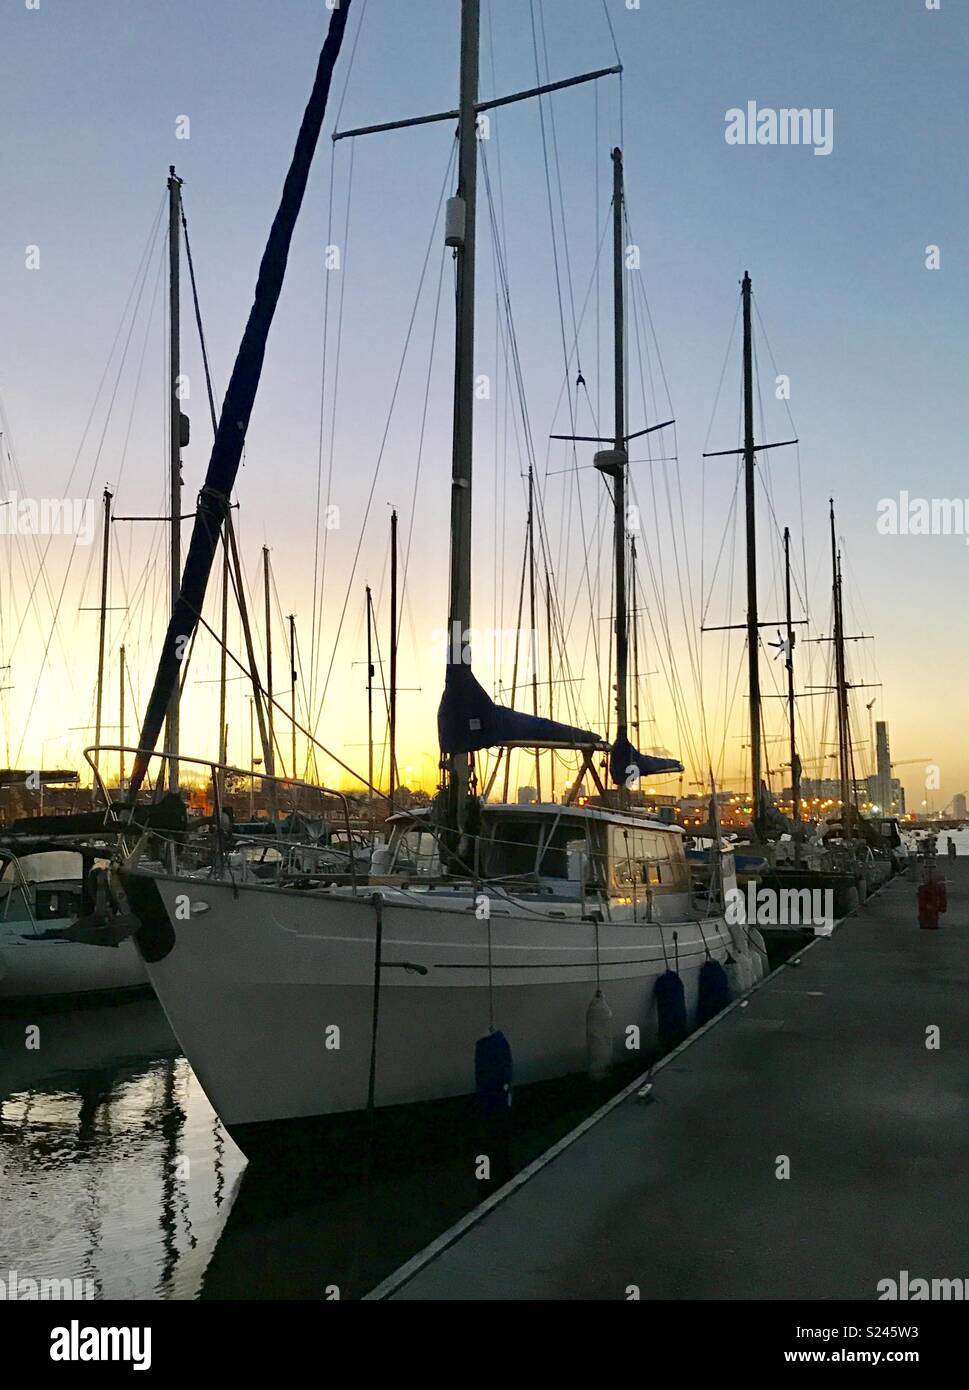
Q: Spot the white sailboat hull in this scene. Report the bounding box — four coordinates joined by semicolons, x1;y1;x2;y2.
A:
0;935;147;1000
129;872;750;1130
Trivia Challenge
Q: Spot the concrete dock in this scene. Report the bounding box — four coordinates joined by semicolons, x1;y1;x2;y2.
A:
373;860;969;1300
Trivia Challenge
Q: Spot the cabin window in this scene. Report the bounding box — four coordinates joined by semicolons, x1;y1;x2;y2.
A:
390;828;440;876
482;816;590;881
609;826;685;893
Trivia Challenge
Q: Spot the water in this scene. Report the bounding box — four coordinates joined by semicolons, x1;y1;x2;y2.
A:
0;994;641;1299
929;827;969;855
0;999;237;1299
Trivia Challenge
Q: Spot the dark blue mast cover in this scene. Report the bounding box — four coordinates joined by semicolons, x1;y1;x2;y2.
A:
437;663;599;754
609;728;683;785
128;0;353;797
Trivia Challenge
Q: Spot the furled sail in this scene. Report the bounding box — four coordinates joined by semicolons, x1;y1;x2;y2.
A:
438;663;600;755
127;0;354;797
609;728;683;786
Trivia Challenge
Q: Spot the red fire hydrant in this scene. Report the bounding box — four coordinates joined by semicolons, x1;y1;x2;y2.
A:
918;880;940;930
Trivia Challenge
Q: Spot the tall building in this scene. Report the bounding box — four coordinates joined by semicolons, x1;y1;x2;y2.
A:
864;774;905;815
875;721;892;816
954;793;967;821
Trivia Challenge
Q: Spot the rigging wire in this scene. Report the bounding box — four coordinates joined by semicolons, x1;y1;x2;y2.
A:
13;200;167;768
310;141;458;736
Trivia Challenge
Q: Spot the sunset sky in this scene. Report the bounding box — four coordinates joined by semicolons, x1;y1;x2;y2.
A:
0;0;966;812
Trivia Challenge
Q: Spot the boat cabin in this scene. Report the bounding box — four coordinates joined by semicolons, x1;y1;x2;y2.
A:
378;803;691;902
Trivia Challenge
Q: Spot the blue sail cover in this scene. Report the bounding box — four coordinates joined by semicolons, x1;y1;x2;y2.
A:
609;728;683;786
438;664;600;755
127;1;353;798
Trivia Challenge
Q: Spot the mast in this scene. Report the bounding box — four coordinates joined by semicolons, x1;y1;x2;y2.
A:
225;516;272;776
166;166;183;795
288;613;297;780
444;0;480;816
218;535;228;773
611;149;628;749
631;536;641;745
263;545;274;777
93;485;112;796
545;565;554;803
248;696;255;818
742;271;761;825
830;499;851;836
527;465;541;801
389;508;398;812
591;147;631;802
119;644;126;791
366;585;375;799
782;526;800;824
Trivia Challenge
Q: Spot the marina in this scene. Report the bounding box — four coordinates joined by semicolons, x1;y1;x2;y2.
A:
2;855;964;1304
1;0;967;1343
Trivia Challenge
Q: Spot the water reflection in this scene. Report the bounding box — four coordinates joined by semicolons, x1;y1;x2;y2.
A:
0;1000;242;1299
1;998;638;1299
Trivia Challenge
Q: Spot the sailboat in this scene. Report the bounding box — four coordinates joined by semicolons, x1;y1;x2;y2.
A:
701;273;890;926
0;842;145;1000
113;0;763;1152
0;162;205;1002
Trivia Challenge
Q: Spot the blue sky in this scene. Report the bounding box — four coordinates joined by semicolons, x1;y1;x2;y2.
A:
0;0;966;808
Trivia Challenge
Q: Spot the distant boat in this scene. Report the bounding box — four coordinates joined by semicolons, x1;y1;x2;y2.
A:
0;845;145;1001
703;272;893;921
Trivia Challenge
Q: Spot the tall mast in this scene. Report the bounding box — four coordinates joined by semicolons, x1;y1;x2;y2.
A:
444;0;480;813
366;585;375;799
830;499;851;835
782;526;800;824
288;613;297;780
219;536;228;772
611;148;628;748
248;696;255;818
166;166;183;794
93;485;112;795
742;272;761;825
226;514;273;780
591;147;631;801
263;545;274;777
119;644;126;791
631;535;641;744
527;465;541;801
389;508;398;812
545;565;554;804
